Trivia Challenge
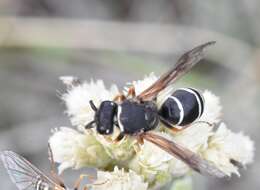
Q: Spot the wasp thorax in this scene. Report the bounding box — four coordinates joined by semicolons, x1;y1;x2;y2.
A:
118;100;159;134
159;88;204;126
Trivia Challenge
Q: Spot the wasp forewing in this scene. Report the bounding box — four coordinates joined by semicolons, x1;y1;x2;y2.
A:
137;41;216;101
141;132;228;178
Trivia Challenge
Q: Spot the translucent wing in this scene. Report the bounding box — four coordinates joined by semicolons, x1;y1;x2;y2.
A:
1;151;58;190
137;41;215;101
141;132;228;178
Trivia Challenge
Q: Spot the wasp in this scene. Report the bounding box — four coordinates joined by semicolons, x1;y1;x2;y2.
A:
79;41;227;178
0;146;106;190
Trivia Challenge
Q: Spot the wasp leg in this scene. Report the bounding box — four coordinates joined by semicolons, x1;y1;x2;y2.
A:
85;120;96;129
112;122;125;143
126;86;136;98
133;134;143;153
113;94;126;102
136;135;144;145
169;126;188;132
114;132;125;142
193;120;214;127
73;174;95;190
83;179;109;190
159;117;187;133
172;121;214;133
48;144;66;188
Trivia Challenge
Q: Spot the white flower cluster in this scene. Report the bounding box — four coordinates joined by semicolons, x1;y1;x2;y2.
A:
90;167;148;190
49;74;254;190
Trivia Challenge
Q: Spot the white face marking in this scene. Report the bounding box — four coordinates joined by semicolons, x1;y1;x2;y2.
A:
179;88;203;119
106;129;110;134
169;96;184;126
117;105;124;132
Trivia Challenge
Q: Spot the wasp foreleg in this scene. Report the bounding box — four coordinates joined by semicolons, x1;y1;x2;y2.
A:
112;122;125;143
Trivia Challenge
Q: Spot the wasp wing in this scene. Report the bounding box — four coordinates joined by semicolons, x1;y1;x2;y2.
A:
137;41;216;101
141;132;228;178
1;151;58;190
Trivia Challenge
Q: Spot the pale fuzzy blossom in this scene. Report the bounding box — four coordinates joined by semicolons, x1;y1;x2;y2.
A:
62;79;119;131
94;128;137;163
90;167;148;190
199;90;222;124
129;132;173;187
49;127;111;173
52;73;255;189
202;123;254;176
167;122;214;176
129;123;212;185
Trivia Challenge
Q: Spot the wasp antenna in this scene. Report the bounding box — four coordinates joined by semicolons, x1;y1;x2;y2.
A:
89;100;98;112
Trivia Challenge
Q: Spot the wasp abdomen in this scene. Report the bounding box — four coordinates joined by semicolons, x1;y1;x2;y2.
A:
159;88;204;126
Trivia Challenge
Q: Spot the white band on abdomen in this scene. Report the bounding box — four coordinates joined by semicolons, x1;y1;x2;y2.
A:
169;96;184;126
179;88;202;119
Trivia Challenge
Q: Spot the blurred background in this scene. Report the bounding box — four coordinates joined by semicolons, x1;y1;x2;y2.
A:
0;0;259;189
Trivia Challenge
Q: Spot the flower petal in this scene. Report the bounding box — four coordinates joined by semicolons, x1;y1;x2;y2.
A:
202;123;255;176
49;127;111;173
90;167;148;190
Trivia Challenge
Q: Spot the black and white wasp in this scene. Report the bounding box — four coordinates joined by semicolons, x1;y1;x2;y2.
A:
0;147;104;190
64;41;227;178
85;42;211;136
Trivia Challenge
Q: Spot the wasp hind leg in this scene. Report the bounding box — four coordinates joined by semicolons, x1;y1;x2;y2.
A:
193;120;214;127
159;117;187;133
160;117;214;134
